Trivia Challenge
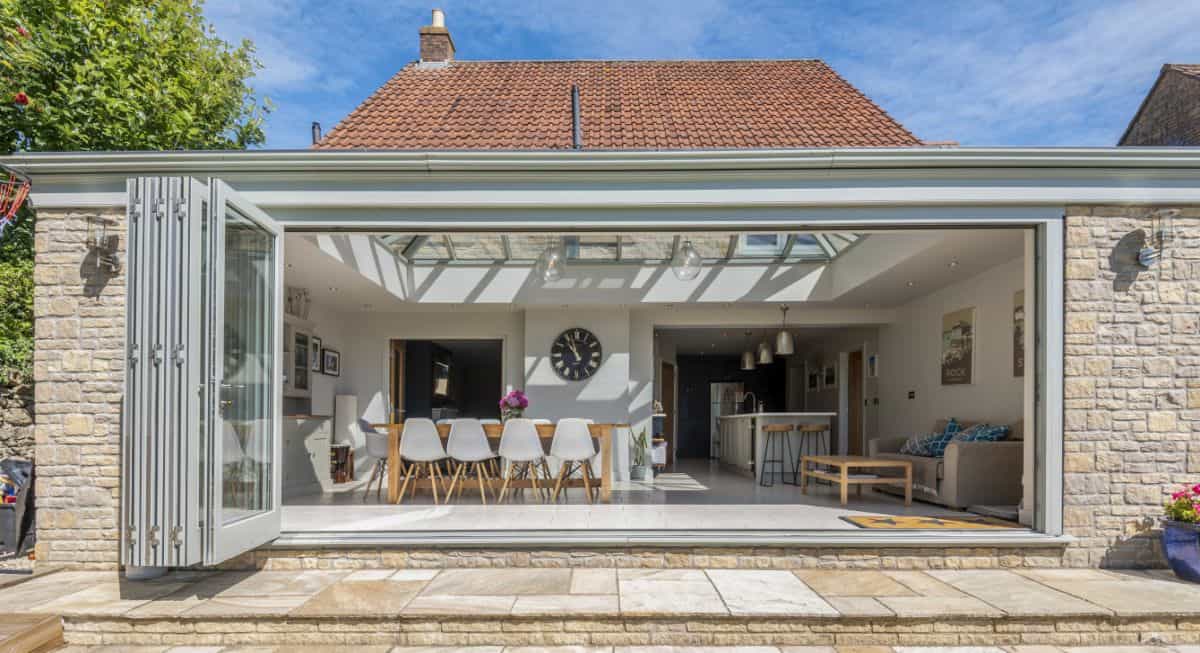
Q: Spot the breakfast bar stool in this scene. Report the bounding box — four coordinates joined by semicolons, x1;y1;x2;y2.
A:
791;423;831;485
760;423;795;487
397;418;449;504
446;418;498;503
550;418;599;503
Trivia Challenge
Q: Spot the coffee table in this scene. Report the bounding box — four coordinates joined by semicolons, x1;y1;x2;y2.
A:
800;455;913;506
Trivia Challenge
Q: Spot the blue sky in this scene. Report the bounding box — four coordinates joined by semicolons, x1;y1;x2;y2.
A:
203;0;1200;150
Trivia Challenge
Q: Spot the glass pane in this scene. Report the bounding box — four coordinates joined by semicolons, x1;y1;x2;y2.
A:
618;233;674;260
448;234;506;260
789;234;827;258
735;234;786;257
507;234;559;260
407;236;452;260
564;235;619;260
221;210;276;525
685;234;734;259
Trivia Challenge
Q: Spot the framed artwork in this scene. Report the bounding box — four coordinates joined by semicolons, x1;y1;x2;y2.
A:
941;306;975;385
1013;290;1025;377
310;336;322;372
823;364;836;388
867;354;879;378
322;348;341;377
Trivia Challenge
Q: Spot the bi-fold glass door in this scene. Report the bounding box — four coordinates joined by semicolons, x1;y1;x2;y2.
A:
122;177;283;568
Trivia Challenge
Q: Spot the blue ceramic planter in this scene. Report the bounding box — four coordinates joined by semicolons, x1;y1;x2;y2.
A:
1162;520;1200;582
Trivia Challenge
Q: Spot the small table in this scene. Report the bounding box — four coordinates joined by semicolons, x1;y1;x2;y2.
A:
800;455;912;506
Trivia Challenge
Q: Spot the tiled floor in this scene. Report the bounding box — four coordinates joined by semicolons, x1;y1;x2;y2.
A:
48;645;1200;653
282;459;979;532
6;567;1198;621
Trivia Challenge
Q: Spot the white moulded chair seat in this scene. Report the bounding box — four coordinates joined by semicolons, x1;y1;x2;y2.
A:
496;418;550;502
479;418;501;425
550;418;600;503
446;418;499;503
397;418;449;504
360;420;390;503
531;418;552;425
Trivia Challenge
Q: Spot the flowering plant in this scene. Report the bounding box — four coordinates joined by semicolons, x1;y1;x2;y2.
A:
499;389;529;421
1164;484;1200;523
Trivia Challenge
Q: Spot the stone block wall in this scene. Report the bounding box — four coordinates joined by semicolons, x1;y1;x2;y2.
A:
32;208;125;569
0;384;34;460
1063;205;1200;567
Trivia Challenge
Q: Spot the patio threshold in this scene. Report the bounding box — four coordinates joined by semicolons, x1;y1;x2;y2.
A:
269;528;1072;549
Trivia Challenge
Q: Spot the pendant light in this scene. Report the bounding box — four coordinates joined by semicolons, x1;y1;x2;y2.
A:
740;330;756;371
774;305;795;355
535;239;566;282
671;239;703;281
757;340;774;365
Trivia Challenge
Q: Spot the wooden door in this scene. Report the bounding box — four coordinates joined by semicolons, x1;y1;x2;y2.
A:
661;361;676;465
390;340;406;423
848;350;864;455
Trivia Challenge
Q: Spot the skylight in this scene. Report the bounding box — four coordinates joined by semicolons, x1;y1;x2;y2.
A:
382;232;863;263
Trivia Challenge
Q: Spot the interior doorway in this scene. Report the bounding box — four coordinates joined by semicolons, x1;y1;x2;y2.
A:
847;349;864;456
660;361;676;466
389;340;405;423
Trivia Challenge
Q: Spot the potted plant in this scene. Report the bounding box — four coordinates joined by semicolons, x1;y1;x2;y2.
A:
1163;483;1200;582
499;389;529;421
630;429;651;481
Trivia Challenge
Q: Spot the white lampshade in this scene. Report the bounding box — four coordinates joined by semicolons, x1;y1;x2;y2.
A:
775;330;794;355
671;240;703;281
740;349;756;370
757;341;774;365
535;242;566;282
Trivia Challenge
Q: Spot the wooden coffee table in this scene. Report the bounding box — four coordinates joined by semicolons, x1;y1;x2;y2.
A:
800;455;913;506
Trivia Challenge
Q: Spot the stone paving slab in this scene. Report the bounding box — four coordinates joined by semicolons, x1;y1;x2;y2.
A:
3;567;1190;620
47;646;1199;652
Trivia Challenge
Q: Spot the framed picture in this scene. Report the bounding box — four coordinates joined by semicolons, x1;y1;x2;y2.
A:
867;354;878;378
310;336;322;372
941;306;975;385
823;364;836;388
1013;290;1025;378
322;348;341;377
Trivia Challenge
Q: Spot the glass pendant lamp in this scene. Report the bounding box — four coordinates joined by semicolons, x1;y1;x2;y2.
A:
671;239;703;281
757;340;774;365
535;240;566;282
740;330;756;370
774;305;794;355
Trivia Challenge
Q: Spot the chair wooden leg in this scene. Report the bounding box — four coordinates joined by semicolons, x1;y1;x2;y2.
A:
397;460;416;505
474;462;488;504
376;460;387;501
429;463;441;504
581;461;594;504
498;461;515;502
481;461;497;499
552;461;570;502
446;462;463;500
363;460;380;503
529;460;544;503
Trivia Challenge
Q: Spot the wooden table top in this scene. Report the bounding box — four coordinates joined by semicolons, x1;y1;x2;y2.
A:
372;422;627;440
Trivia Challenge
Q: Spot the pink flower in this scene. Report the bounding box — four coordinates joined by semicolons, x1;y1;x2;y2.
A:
1191;484;1200;495
1174;491;1188;501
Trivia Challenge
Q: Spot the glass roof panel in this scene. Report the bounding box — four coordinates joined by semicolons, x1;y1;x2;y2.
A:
448;235;506;260
507;234;559;260
683;234;734;259
407;236;451;260
564;235;619;260
618;233;674;260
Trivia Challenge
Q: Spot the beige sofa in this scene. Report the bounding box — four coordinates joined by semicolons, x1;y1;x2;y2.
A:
867;420;1024;509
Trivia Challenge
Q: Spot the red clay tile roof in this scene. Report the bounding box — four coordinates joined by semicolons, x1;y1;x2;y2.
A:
315;60;921;150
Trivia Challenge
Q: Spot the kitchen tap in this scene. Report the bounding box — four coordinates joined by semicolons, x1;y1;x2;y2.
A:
740;392;764;414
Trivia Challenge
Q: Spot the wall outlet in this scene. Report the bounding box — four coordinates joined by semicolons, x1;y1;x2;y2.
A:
907;391;915;399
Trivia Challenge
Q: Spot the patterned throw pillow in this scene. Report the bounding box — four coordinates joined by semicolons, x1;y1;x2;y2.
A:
955;423;1010;443
924;430;957;457
899;433;933;456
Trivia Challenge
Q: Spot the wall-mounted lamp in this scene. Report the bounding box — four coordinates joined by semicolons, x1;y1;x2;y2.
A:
1138;208;1180;268
86;217;120;273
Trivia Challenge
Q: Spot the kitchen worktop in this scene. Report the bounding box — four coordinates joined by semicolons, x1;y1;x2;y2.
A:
718;412;837;419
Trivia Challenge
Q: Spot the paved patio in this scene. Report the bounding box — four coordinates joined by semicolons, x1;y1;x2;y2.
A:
45;647;1200;653
7;567;1200;647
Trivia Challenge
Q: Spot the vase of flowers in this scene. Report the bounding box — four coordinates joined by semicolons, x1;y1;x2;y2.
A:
499;389;529;421
1163;483;1200;582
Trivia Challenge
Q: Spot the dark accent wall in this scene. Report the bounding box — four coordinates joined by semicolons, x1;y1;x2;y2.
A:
404;340;502;419
675;355;787;459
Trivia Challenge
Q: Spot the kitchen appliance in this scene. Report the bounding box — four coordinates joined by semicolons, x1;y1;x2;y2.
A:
709;382;744;460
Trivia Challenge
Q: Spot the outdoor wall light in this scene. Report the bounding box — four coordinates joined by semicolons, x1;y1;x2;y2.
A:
1138;208;1180;269
86;216;121;273
535;240;566;282
671;239;703;281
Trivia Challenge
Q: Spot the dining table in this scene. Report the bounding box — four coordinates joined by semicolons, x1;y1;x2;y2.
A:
372;421;627;504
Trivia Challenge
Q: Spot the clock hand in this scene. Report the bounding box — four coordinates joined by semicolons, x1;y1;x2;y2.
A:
566;336;581;358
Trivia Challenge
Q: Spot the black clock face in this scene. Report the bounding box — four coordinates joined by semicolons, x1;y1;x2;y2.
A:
551;328;602;381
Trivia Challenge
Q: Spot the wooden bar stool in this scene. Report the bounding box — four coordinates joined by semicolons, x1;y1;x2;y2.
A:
760;423;795;487
792;423;830;485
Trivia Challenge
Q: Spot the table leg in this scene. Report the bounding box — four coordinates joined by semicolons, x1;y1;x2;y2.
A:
600;426;612;503
904;463;913;506
840;465;848;506
387;426;401;504
800;457;809;495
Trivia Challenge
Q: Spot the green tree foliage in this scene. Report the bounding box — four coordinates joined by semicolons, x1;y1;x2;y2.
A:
0;0;268;383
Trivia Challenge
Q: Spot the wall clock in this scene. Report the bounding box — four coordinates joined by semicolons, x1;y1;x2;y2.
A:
551;327;602;381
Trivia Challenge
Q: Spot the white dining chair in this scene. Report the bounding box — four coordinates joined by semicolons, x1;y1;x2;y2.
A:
550;418;600;503
360;420;390;503
397;418;448;504
446;418;498;503
531;418;552;425
497;418;550;502
479;418;501;425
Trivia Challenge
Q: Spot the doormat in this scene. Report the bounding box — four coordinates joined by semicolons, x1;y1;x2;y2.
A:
840;514;1021;529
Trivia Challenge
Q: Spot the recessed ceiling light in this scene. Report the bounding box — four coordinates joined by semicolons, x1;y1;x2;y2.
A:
906;281;916;287
328;287;338;292
948;259;960;269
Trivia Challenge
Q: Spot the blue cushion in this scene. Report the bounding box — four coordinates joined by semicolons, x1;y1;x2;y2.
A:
955;423;1010;443
924;430;957;457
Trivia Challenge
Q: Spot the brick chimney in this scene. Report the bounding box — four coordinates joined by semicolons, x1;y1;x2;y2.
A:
419;9;454;64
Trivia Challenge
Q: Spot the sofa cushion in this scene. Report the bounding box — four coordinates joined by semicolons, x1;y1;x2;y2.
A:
899;433;935;456
922;418;961;457
955;423;1010;443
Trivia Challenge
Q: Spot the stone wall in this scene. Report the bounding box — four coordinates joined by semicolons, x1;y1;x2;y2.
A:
32;208;125;570
1120;68;1200;146
1063;205;1200;567
0;384;34;460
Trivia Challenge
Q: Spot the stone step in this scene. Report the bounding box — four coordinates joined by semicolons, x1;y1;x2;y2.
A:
8;568;1200;648
0;613;64;653
41;647;1200;653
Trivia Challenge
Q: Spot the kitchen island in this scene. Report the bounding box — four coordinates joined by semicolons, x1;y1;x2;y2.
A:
718;412;837;483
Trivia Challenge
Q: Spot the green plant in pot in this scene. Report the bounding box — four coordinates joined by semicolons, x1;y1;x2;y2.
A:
630;429;651;481
1162;483;1200;582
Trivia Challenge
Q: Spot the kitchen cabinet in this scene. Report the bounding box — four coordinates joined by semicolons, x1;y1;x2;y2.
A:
283;416;332;498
